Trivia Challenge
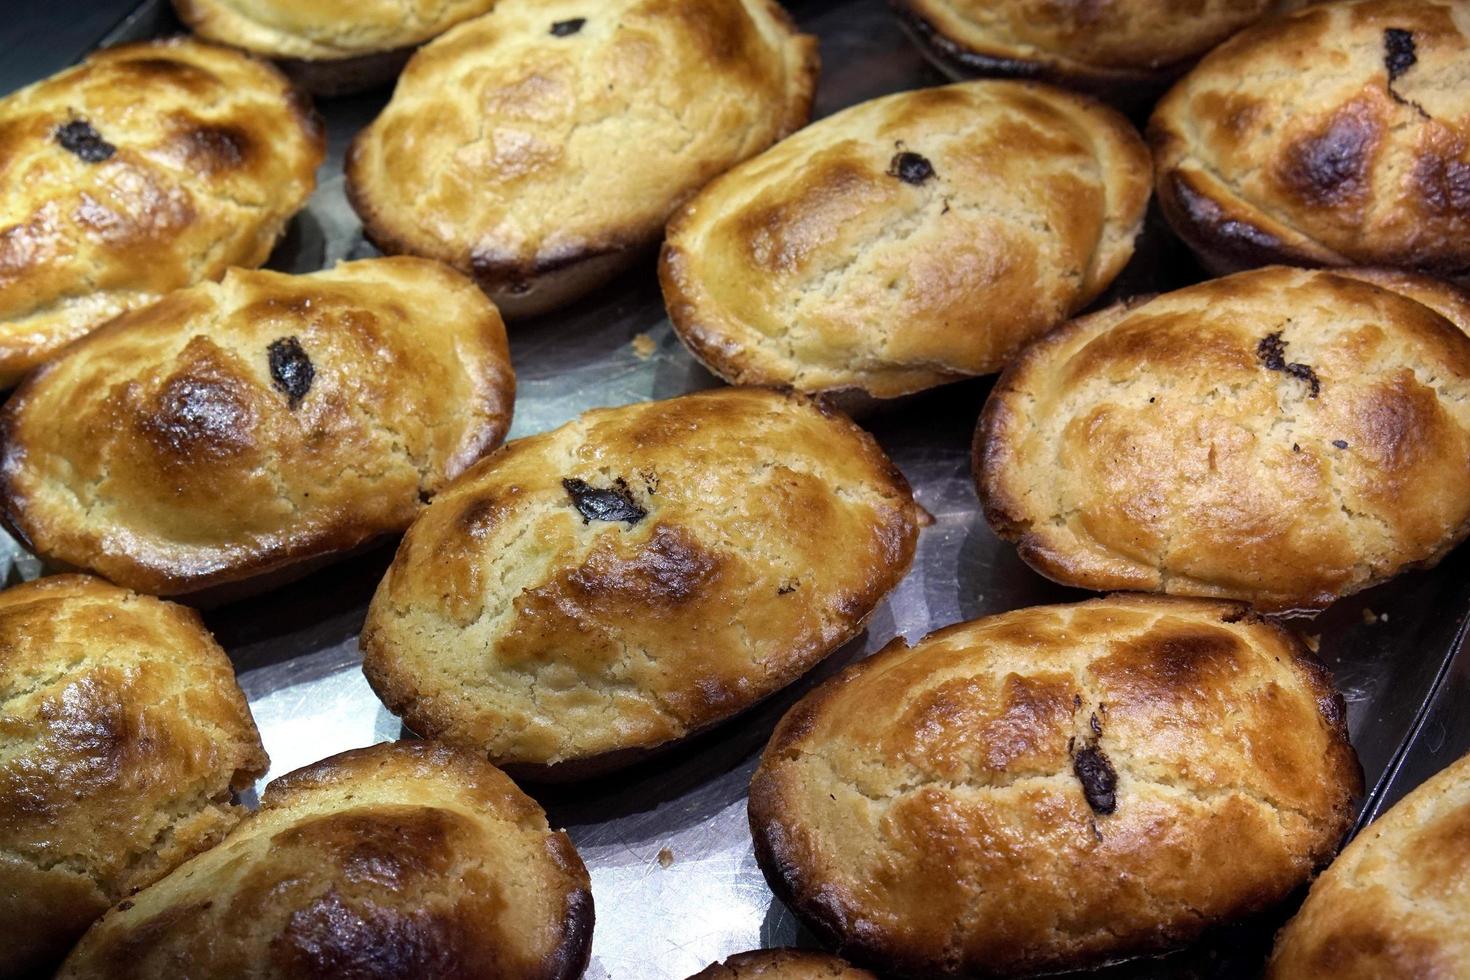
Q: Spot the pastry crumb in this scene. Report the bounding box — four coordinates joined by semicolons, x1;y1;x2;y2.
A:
632;333;657;359
657;847;674;868
1362;607;1377;625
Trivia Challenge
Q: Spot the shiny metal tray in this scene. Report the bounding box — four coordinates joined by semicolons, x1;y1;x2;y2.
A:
7;1;1470;977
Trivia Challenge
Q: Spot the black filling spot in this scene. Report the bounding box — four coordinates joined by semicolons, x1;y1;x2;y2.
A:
563;477;646;525
1257;332;1321;398
1333;439;1350;449
551;17;586;36
1089;712;1103;737
1385;28;1417;82
55;119;115;163
1073;745;1118;815
887;151;935;185
777;578;799;595
267;336;314;408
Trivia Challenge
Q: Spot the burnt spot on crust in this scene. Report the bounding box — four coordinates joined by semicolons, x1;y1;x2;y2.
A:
267;337;314;409
1072;744;1118;815
272;888;462;977
887;151;935;185
1278;101;1380;208
550;17;586;36
562;478;646;525
140;364;257;462
1384;28;1417;82
1257;332;1321;397
55;119;115;162
778;578;799;595
177;124;249;174
1333;439;1350;449
565;524;719;604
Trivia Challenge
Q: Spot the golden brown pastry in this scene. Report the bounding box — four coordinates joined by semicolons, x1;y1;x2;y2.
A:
0;575;267;980
1151;0;1470;284
0;37;323;389
895;0;1302;101
172;0;499;95
361;387;921;778
1268;750;1470;978
660;80;1150;402
976;266;1470;612
0;257;514;598
688;948;877;979
749;594;1361;978
56;740;594;980
346;0;819;317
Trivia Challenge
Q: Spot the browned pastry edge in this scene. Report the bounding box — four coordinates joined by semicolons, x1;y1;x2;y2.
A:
748;596;1362;978
344;0;820;318
890;0;1181;109
969;270;1470;612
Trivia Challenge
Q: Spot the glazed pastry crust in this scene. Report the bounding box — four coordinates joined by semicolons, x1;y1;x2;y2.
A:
895;0;1302;98
0;257;514;597
0;575;267;980
975;266;1470;612
346;0;819;316
56;741;594;980
0;37;324;388
1268;750;1470;979
662;80;1149;400
361;387;920;774
1150;0;1470;284
687;948;877;979
172;0;498;61
749;594;1361;978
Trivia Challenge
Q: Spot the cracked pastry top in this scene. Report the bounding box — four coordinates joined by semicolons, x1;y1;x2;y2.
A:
360;387;921;777
1267;748;1470;978
893;0;1302;102
345;0;819;318
974;265;1470;613
0;575;267;980
171;0;498;95
56;741;593;980
660;80;1150;402
687;948;878;979
0;37;324;390
0;256;515;598
1150;0;1470;284
748;594;1362;979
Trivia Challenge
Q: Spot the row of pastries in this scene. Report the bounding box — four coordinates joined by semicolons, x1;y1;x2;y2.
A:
2;0;1470;978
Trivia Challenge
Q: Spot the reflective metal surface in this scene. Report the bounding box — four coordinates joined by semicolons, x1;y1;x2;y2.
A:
5;1;1470;977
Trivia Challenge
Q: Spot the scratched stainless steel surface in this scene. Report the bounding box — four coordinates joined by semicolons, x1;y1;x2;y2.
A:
5;1;1470;977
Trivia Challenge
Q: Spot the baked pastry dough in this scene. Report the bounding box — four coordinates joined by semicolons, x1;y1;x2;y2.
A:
749;594;1361;977
976;266;1470;612
1268;750;1470;978
172;0;499;95
347;0;819;316
56;741;593;980
661;80;1150;400
0;575;266;980
0;257;514;597
1151;0;1470;283
687;948;877;979
361;387;920;777
0;37;323;388
895;0;1302;101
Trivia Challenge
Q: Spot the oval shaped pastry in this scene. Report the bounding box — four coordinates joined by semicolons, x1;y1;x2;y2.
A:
172;0;498;95
660;80;1149;401
56;740;593;980
0;37;324;388
896;0;1300;101
361;387;920;777
0;575;267;980
688;949;878;979
1151;0;1470;284
0;256;514;598
975;266;1470;612
1268;750;1470;978
346;0;819;317
749;594;1361;978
